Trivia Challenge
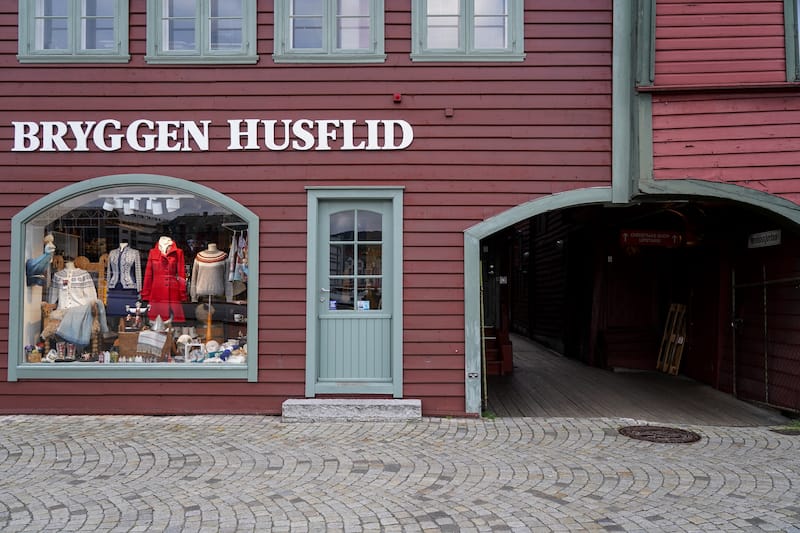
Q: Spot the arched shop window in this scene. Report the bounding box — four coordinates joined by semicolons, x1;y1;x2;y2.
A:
8;175;258;382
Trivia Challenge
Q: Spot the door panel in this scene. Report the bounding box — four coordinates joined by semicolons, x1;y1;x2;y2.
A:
313;199;394;392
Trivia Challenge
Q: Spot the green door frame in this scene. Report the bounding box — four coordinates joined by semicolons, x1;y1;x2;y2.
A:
305;186;404;398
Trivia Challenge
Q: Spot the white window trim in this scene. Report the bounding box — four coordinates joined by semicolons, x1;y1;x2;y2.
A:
411;0;525;62
145;0;258;64
273;0;386;64
18;0;130;63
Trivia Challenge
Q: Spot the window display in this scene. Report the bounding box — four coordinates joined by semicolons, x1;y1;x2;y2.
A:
21;185;250;367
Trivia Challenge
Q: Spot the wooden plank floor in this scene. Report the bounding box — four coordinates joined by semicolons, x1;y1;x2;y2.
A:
486;334;789;426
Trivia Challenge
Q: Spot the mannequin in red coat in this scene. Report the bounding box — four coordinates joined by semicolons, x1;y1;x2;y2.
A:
141;236;187;322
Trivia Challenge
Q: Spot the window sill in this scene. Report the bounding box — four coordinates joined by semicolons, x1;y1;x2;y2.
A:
12;363;251;381
17;54;131;64
273;53;387;64
410;52;526;62
144;55;259;65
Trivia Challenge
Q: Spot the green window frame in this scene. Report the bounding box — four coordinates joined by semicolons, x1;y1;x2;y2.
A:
8;174;260;383
273;0;386;63
145;0;258;64
18;0;130;63
785;0;800;81
411;0;525;62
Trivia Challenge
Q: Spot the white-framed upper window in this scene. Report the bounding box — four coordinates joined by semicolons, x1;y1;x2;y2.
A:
273;0;386;63
146;0;258;64
411;0;525;62
18;0;130;63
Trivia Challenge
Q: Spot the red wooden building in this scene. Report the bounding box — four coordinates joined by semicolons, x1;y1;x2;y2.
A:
0;1;798;417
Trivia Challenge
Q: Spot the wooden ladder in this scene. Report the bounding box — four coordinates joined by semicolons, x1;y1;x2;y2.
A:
657;303;687;375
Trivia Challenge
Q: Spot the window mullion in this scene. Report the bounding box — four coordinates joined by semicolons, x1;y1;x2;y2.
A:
326;0;334;53
198;0;206;55
463;0;472;53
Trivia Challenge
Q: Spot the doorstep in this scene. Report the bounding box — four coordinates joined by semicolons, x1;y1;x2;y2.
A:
281;398;422;423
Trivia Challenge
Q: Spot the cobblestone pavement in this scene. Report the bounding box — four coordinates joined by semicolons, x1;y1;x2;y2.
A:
0;415;798;532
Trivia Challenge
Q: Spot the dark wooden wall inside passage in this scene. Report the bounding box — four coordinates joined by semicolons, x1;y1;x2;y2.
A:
0;1;613;416
719;233;800;413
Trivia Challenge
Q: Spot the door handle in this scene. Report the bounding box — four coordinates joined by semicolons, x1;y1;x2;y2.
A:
320;288;330;293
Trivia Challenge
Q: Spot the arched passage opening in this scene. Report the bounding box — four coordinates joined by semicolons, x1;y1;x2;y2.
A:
464;184;800;420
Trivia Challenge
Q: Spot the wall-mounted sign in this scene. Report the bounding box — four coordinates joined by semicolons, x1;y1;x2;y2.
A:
620;230;683;248
748;229;781;249
10;118;413;153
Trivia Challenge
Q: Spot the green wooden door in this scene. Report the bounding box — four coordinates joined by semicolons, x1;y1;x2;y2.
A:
313;199;394;393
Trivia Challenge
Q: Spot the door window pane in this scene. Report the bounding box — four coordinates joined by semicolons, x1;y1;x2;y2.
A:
357;278;381;310
358;245;381;275
330;210;355;241
357;210;381;240
329;278;355;310
329;244;355;276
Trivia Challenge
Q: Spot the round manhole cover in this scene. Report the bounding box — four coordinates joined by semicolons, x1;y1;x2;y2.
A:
618;425;701;443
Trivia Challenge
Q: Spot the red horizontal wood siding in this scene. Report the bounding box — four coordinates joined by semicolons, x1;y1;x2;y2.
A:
0;1;612;416
651;93;800;205
654;0;787;86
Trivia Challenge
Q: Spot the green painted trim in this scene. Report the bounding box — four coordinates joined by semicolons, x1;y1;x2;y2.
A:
273;53;387;64
18;55;131;64
635;0;655;85
462;188;614;414
144;55;259;65
9;174;259;383
785;0;799;81
145;0;258;64
612;1;633;204
17;0;129;63
638;179;800;225
273;0;385;63
636;93;654;191
410;0;526;61
410;53;525;62
305;187;404;398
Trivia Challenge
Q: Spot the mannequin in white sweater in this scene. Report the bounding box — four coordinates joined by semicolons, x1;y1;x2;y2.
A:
190;243;230;301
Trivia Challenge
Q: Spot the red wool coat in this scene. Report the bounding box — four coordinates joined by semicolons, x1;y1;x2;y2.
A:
141;240;187;322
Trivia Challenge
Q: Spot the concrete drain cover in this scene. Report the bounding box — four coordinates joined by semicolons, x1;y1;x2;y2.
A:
618;425;701;443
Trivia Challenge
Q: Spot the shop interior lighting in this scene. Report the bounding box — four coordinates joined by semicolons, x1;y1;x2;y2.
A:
99;194;193;215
